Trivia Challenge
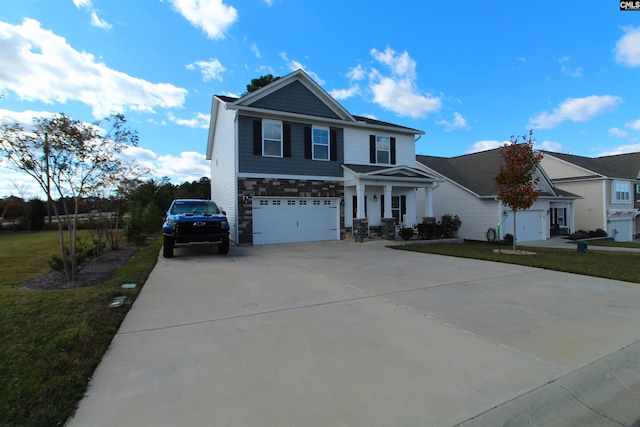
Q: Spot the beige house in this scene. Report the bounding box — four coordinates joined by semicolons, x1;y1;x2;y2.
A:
541;152;640;242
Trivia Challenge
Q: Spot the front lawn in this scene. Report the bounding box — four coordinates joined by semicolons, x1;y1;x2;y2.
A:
0;231;162;427
391;240;640;284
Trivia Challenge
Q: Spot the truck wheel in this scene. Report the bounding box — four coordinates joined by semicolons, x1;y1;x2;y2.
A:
218;236;229;254
163;236;174;258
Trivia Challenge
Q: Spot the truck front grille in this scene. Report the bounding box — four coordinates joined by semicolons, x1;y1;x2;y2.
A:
175;222;222;236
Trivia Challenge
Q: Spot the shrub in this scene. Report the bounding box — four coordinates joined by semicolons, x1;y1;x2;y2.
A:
502;233;514;245
589;229;607;238
437;214;462;238
398;227;414;241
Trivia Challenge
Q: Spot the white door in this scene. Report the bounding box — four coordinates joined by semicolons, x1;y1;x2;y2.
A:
252;198;340;245
608;219;631;242
503;210;544;242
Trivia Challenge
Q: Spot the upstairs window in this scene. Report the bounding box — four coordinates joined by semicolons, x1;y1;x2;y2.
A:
376;136;390;164
312;126;329;161
262;120;282;157
613;181;630;204
636;184;640;202
369;135;396;165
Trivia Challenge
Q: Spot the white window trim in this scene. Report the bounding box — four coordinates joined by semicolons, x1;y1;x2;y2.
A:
376;135;390;165
636;184;640;202
613;180;631;205
262;119;283;158
312;125;330;161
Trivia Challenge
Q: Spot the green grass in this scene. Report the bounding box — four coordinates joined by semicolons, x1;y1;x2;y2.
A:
0;231;162;427
391;240;640;284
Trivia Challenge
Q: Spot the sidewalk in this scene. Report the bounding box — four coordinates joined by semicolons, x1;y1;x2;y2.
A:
522;236;640;253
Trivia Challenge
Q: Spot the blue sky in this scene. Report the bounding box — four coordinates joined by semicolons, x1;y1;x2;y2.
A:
1;0;639;198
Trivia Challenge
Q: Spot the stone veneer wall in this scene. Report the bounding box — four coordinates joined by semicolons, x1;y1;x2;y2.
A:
237;177;345;245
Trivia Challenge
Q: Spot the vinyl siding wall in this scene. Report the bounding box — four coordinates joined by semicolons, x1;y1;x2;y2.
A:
430;181;497;241
554;180;605;231
210;104;239;241
540;156;586;179
343;128;415;167
237;115;344;177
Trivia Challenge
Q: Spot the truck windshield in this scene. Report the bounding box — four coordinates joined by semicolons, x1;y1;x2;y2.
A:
171;201;220;215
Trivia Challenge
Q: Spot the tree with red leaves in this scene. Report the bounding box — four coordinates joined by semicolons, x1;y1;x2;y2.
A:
495;130;543;251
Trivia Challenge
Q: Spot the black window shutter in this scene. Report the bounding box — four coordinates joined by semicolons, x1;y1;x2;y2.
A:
304;126;312;159
352;195;357;219
283;124;291;158
390;137;396;165
380;194;384;218
253;120;262;155
401;195;406;217
369;135;376;163
330;129;337;161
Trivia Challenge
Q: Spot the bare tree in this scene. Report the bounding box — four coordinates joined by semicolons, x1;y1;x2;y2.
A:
0;113;140;280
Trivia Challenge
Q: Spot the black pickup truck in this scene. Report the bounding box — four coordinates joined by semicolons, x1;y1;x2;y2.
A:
162;199;230;258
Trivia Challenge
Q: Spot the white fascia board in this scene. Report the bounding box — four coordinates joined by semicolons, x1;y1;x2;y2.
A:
206;96;222;160
226;105;423;136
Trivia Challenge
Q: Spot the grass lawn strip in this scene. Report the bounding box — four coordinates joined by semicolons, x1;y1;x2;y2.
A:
0;234;162;427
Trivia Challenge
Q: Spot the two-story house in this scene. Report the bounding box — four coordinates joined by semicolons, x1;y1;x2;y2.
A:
206;70;440;245
541;151;640;242
416;150;581;243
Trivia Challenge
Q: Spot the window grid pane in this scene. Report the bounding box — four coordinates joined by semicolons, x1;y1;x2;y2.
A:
312;127;329;160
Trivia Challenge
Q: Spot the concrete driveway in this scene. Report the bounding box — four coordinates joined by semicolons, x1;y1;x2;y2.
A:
67;240;640;427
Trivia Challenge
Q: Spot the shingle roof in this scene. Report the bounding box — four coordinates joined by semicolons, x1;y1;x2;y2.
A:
417;149;506;196
544;151;640;180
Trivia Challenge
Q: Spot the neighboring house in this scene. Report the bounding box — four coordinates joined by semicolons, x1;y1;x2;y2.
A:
540;151;640;242
206;70;440;245
416;149;580;243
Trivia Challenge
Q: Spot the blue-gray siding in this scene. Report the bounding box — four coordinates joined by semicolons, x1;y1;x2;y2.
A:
251;81;340;119
238;115;344;177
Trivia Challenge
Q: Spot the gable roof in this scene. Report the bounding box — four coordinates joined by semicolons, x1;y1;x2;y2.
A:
416;149;579;199
212;69;424;135
543;151;640;180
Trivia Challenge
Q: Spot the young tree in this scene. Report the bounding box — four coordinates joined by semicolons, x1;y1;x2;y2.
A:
0;113;140;280
495;130;543;251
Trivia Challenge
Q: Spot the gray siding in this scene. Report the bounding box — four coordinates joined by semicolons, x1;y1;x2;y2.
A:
238;115;344;177
251;81;340;119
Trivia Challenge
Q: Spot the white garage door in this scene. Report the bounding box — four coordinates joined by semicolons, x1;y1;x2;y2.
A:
252;198;340;245
503;210;544;242
608;219;631;242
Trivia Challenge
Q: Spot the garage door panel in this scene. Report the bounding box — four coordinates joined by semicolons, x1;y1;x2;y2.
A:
503;210;544;242
253;198;339;245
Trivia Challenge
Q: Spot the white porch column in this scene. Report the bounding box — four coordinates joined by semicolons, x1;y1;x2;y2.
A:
426;186;434;217
356;184;366;219
384;185;393;218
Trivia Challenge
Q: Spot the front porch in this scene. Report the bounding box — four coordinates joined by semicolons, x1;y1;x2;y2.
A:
342;164;441;242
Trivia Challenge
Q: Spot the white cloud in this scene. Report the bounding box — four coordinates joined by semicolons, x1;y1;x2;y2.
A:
561;66;583;78
90;11;112;30
614;26;640;67
468;140;508;153
168;0;238;40
329;85;360;101
0;108;56;126
347;65;365;81
367;47;441;118
121;146;210;183
609;127;629;138
279;52;325;85
186;59;226;81
436;112;468;131
167;112;210;129
250;43;261;58
73;0;112;29
597;143;640;156
0;19;187;118
536;140;565;152
626;118;640;131
527;95;622;129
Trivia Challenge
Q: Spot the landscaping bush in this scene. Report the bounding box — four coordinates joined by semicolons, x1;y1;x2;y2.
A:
398;227;414;241
589;228;607;238
502;233;514;245
569;229;608;240
437;214;462;238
